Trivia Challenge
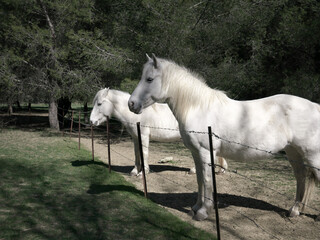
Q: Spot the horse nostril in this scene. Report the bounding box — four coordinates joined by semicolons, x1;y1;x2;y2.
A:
129;101;134;108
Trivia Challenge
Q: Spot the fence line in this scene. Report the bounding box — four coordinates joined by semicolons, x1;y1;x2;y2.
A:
107;133;293;240
57;108;320;239
67;120;320;215
60;109;320;213
60;108;320;172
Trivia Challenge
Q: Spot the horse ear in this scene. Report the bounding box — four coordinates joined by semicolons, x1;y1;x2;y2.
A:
102;88;109;98
146;53;152;62
152;53;158;69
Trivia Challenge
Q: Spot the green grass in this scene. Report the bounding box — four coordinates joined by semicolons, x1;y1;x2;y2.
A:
0;129;215;240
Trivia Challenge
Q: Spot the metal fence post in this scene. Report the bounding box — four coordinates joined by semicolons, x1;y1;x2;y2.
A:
78;111;81;150
208;126;221;240
107;116;111;173
91;125;94;161
70;110;74;138
137;122;148;198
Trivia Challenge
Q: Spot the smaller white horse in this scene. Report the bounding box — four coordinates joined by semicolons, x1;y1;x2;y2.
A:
90;88;228;176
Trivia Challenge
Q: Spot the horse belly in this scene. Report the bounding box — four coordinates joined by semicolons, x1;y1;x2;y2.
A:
218;145;275;161
216;122;290;161
149;129;181;142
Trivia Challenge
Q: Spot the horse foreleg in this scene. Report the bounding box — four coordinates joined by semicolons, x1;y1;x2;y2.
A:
188;151;204;217
140;134;150;175
131;136;150;176
130;139;140;176
192;149;213;221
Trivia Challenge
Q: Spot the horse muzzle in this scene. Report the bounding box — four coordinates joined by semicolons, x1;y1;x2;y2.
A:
90;120;99;126
128;99;142;114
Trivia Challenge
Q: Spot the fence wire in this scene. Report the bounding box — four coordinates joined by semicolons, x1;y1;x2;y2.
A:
57;108;320;239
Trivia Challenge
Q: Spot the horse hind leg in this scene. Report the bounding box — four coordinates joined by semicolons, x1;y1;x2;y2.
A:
305;155;320;219
286;147;316;217
216;156;228;174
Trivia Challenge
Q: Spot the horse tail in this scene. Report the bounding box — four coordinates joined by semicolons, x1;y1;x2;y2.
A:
301;168;317;212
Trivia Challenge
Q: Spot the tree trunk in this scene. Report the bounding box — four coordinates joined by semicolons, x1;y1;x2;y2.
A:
38;0;59;132
8;103;13;115
16;101;21;109
57;97;71;129
48;96;60;130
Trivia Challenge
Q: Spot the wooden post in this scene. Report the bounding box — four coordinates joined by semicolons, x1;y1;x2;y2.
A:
208;126;221;240
70;110;74;138
62;109;65;137
78;111;81;150
107;116;111;173
137;122;148;198
91;125;94;161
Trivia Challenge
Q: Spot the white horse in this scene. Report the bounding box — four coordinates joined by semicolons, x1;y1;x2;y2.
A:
90;88;228;176
128;54;320;221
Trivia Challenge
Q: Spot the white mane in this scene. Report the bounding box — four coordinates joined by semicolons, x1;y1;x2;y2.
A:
159;59;229;123
93;88;130;105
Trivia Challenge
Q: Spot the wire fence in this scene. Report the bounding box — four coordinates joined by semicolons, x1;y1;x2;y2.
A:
61;109;320;196
3;106;320;239
57;107;320;239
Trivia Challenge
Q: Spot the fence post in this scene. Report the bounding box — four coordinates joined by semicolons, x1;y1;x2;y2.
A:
78;111;81;150
208;126;221;240
137;122;148;198
70;110;74;138
107;116;111;173
91;125;94;161
62;109;65;137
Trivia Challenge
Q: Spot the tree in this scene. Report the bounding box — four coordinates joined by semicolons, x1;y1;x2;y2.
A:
1;0;319;125
0;0;134;129
191;0;320;100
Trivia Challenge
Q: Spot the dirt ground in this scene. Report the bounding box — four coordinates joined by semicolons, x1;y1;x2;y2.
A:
79;135;320;240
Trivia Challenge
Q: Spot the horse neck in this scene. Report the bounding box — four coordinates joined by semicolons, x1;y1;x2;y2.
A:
108;90;134;123
162;63;228;124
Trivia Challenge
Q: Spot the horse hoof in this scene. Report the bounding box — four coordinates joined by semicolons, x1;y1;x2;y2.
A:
216;168;226;175
289;209;300;217
192;209;208;221
193;212;208;221
188;209;195;217
130;171;138;176
188;168;196;174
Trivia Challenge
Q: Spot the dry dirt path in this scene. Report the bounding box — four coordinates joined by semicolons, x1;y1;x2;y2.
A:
79;136;320;240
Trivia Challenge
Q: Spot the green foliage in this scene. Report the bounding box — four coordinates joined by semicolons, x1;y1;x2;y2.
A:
116;78;140;93
1;0;320;103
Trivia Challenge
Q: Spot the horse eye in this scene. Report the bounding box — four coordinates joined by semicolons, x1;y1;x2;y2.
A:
97;102;102;106
146;77;154;83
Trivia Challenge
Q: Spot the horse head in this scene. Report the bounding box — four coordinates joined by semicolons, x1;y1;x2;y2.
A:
128;54;167;114
90;88;114;126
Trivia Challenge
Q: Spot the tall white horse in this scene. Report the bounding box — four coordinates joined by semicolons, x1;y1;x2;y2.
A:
128;54;320;221
90;88;228;176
